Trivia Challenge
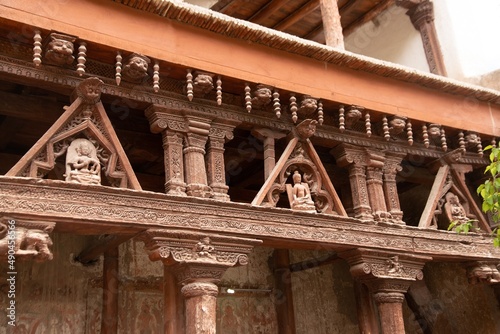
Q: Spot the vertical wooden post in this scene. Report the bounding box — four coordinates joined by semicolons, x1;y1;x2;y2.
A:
273;249;296;334
163;266;179;334
319;0;345;48
353;281;379;334
101;247;119;334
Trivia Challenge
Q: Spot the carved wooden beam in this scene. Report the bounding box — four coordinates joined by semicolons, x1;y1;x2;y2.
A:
2;177;500;261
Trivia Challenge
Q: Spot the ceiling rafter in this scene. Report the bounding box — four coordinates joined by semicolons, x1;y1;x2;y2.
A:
343;0;395;36
249;0;290;24
273;0;320;31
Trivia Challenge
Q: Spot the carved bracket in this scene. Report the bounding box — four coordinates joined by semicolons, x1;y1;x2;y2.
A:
0;217;56;262
465;261;500;285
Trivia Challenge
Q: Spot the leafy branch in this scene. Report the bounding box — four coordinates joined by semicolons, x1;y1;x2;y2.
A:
477;145;500;247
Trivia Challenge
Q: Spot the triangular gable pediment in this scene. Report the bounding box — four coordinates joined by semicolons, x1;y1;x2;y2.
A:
7;77;141;190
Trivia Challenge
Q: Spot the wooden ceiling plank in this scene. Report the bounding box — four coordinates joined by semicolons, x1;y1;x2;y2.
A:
273;0;320;31
343;0;395;36
217;0;241;17
249;0;290;25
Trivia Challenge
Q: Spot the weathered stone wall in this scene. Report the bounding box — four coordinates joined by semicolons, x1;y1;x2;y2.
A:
290;250;359;334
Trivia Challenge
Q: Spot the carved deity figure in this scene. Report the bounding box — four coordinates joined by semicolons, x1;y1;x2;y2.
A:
45;33;75;66
65;138;101;185
0;223;54;262
389;116;407;137
295;119;317;139
345;106;362;129
122;53;150;82
465;131;481;150
387;255;403;274
443;192;469;225
251;85;272;108
193;72;214;96
299;96;318;115
194;236;215;259
289;171;316;213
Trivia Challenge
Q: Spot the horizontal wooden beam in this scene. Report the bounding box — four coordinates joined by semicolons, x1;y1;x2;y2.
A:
273;0;320;31
1;176;499;261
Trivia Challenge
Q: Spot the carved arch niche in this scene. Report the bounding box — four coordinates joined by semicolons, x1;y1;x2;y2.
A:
7;77;141;190
252;119;347;216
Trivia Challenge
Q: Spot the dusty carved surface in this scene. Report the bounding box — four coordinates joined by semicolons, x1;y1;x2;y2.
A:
122;53;150;82
466;261;500;285
2;177;500;260
0;218;55;262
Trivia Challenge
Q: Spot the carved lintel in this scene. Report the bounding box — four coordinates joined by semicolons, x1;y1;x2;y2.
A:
465;261;500;285
145;106;188;134
0;217;55;262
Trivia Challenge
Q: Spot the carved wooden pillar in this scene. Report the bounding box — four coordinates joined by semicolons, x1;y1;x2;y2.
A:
251;128;286;180
143;230;261;334
163;131;187;195
383;153;406;224
184;117;213;198
206;122;238;201
398;0;447;76
332;145;373;221
101;247;119;334
365;151;388;222
145;106;187;196
353;281;379;334
273;249;296;334
341;249;431;334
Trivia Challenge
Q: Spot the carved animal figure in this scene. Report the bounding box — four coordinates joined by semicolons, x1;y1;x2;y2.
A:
389;116;407;136
122;54;150;81
193;73;214;96
465;132;481;150
251;85;272;108
0;223;54;262
345;107;362;129
45;33;75;66
299;96;318;115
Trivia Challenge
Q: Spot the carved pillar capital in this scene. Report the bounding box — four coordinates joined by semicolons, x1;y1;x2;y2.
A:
142;229;261;276
342;248;431;334
406;0;434;29
142;230;261;334
341;248;431;284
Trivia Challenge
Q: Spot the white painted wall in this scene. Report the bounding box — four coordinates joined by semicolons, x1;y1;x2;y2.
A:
434;0;500;80
344;6;429;73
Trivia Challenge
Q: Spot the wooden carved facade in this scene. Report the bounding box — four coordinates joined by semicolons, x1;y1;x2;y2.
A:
1;1;500;333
